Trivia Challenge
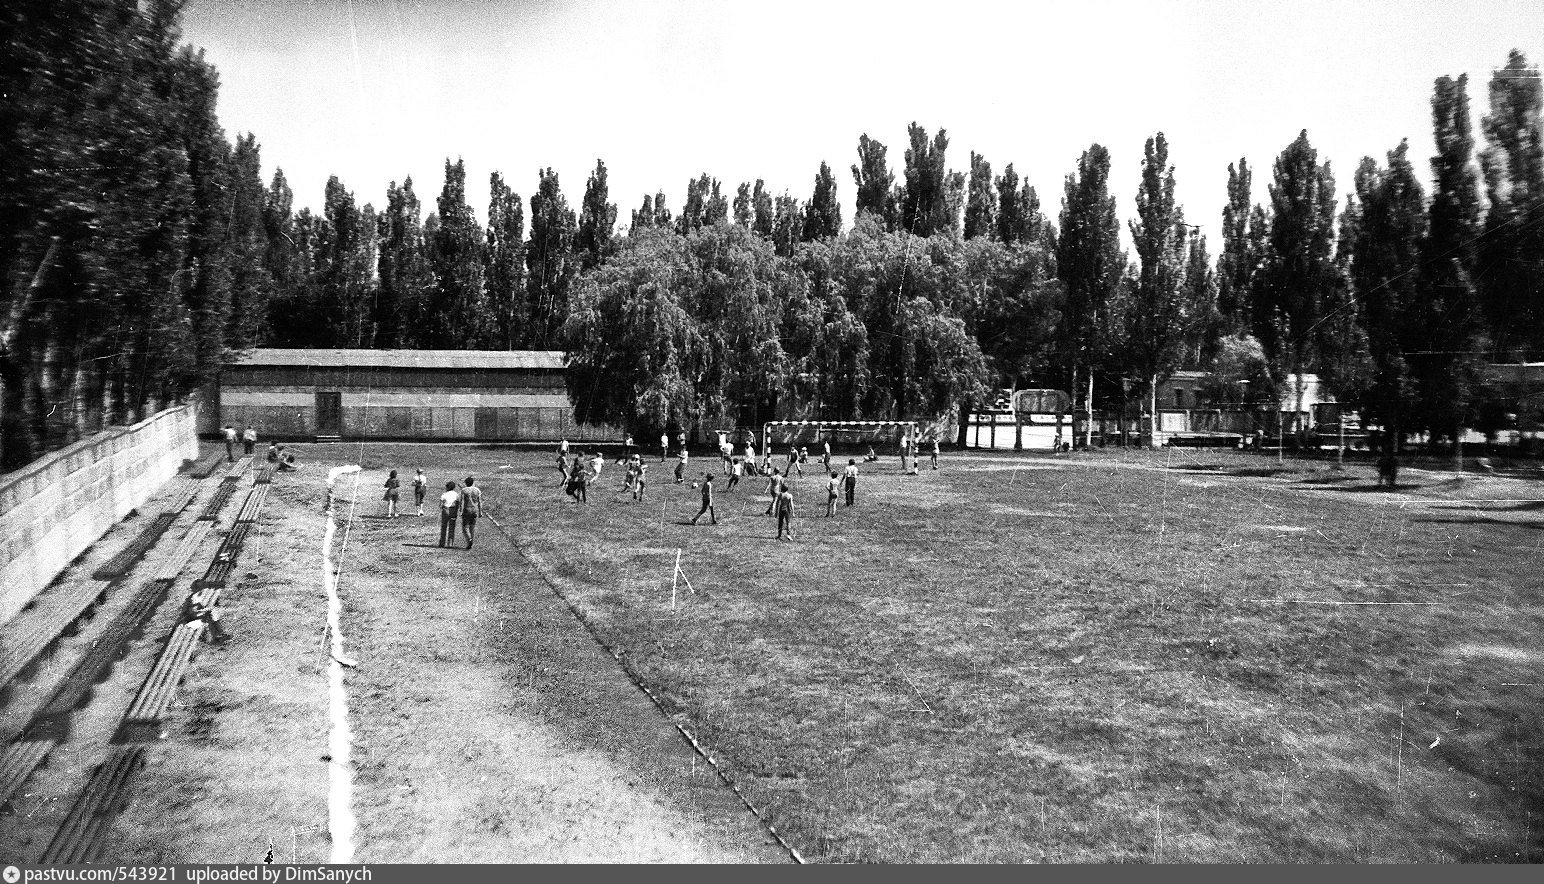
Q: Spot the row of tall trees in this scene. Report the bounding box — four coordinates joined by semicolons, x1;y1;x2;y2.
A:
4;0;1540;466
1;1;269;469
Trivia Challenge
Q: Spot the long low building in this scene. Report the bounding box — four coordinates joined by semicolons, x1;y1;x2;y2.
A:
212;348;615;441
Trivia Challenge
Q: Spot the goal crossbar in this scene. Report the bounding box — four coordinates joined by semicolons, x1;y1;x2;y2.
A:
761;420;921;450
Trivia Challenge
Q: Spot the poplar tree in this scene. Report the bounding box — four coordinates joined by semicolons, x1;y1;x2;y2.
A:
1478;51;1544;359
428;159;486;347
526;167;578;348
577;158;617;270
1258;130;1338;437
851;134;896;228
1056;144;1125;435
803;161;842;241
485;172;526;348
1124;133;1202;439
964;152;996;239
376;177;432;348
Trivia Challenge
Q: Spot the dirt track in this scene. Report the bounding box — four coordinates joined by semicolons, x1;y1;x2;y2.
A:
101;464;788;862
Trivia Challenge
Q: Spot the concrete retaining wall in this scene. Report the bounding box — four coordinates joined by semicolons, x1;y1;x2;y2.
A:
0;403;200;624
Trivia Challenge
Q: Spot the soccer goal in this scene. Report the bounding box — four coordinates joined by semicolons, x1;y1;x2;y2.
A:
761;420;922;454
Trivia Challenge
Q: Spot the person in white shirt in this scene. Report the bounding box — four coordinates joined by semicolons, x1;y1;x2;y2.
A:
222;425;237;462
438;482;460;548
843;459;859;506
660;433;669;462
242;425;257;455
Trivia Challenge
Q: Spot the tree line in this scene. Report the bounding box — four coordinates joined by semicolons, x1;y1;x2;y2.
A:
3;2;1541;468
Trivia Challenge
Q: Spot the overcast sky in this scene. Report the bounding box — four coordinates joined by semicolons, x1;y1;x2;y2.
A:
181;0;1544;240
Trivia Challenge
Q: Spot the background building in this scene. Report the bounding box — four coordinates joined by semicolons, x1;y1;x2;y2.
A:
207;349;615;442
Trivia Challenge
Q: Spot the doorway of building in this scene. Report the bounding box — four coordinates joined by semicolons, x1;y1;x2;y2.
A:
316;391;342;436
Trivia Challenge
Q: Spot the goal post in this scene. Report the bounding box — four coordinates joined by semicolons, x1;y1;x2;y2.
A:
760;420;923;454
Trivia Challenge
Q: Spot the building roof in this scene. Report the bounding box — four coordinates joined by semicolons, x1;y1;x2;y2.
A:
227;349;567;371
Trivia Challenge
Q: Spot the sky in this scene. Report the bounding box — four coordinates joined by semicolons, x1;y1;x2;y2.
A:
181;0;1544;241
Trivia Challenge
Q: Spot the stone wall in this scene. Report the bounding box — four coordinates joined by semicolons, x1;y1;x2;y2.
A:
0;403;199;624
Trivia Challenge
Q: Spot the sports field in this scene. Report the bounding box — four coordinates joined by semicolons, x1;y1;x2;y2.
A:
114;444;1544;862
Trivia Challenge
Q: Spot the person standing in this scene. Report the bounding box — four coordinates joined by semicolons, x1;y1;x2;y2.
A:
674;447;689;484
633;461;648;501
788;444;802;478
383;470;401;518
460;476;482;549
222;425;237;462
438;481;460;548
660;432;669;462
242;425;257;455
825;471;839;517
691;473;717;525
931;437;940;470
843;459;858;506
727;457;742;492
555;451;570;487
621;433;634;463
775;484;796;541
822;438;832;471
764;468;784;515
413;468;428;516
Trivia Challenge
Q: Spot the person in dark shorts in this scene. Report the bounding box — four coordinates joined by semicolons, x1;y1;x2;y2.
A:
727;457;742;492
764;468;784;515
460;476;482;549
383;470;401;518
413;468;428;516
633;461;648;501
826;471;839;517
691;473;717;525
843;459;858;506
242;425;257;455
776;485;795;541
439;481;460;547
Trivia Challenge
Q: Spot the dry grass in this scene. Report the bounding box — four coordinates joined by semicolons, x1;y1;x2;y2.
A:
447;443;1544;863
135;442;1542;863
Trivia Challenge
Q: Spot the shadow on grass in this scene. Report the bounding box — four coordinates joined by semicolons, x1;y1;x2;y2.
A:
1297;474;1358;486
1432;500;1544;513
1412;516;1544;531
400;542;444;548
1317;483;1425;493
1229;467;1297;478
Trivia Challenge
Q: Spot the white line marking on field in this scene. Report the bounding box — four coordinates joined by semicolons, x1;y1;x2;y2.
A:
323;464;361;863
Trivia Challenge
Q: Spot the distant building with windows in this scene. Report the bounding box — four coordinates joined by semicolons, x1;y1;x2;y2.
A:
205;348;615;442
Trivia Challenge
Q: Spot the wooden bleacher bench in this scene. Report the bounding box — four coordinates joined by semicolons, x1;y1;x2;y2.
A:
117;623;205;743
38;746;146;864
254;462;277;485
150;521;213;583
196;477;240;521
0;738;56;812
19;579;171;744
224;455;253;479
233;483;270;524
198;523;252;588
89;513;180;580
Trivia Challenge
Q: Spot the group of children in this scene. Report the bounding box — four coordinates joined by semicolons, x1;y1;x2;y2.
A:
545;431;932;543
381;467;483;549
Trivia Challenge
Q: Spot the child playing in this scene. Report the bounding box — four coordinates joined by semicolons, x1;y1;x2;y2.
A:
776;485;795;541
691;473;717;525
383;469;401;518
413;468;428;516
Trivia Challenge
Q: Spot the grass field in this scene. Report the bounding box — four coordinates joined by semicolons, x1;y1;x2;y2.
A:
302;444;1542;862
